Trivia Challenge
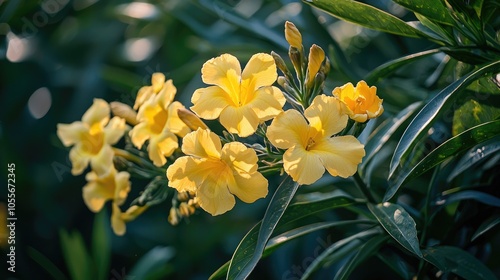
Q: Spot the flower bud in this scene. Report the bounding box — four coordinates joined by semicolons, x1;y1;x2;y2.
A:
285;21;303;50
306;44;325;87
271;51;291;77
277;76;287;88
168;207;179;226
110;101;138;125
177;108;208;130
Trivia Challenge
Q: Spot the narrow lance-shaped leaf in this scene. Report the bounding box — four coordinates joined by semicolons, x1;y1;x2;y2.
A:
435;190;500;208
423;246;497;280
227;176;299;280
392;0;455;25
386;120;500;200
368;203;422;257
388;60;500;184
471;215;500;241
303;0;428;38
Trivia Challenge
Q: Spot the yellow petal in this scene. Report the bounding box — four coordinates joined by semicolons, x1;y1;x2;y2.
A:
57;122;87;147
191;86;231;119
110;101;138;125
266;109;309;149
69;146;90;175
283;145;325;185
111;203;126;236
196;167;236;216
285;21;303;50
181;128;221;159
177;107;209;131
114;171;131;206
151;72;166;93
241;53;277;91
134;85;153;110
91;144;115;176
305;95;348;137
82;99;110;128
148;132;178;166
221;142;259;174
121;205;148;222
201;54;241;95
219;105;259;137
230;171;268;203
247;86;285;121
82;171;114;212
313;135;365;178
156;79;177;109
104;116;126;145
167;156;210;193
166;101;191;137
129;122;150;149
307;44;325;84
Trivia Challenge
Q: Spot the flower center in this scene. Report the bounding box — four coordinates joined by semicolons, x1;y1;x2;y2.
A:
81;130;104;155
305;138;315;151
150;109;168;134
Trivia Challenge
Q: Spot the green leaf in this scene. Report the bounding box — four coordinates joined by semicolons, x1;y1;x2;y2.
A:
393;0;455;25
60;229;93;280
129;246;175;279
227;176;300;279
364;49;441;85
413;14;455;44
386;120;500;200
361;102;422;175
210;194;358;279
368;203;422;257
27;247;68;280
388;60;500;190
453;98;500;135
423;246;497;280
300;228;380;279
435;190;500;207
376;249;413;279
448;137;500;181
334;235;390;280
303;0;427;38
91;211;110;280
472;215;500;241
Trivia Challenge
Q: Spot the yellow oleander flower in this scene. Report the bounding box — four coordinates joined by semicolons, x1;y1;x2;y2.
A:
130;80;190;166
267;95;365;185
285;21;302;50
167;128;268;216
57;99;126;175
133;73;168;110
333;81;384;123
111;203;148;236
191;53;285;137
82;167;131;213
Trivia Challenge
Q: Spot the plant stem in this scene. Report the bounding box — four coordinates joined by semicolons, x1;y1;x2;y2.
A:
353;172;376;203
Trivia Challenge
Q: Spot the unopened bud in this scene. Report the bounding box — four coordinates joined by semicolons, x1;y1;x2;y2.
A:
110;101;138;125
271;51;291;77
289;47;303;79
307;44;325;86
177;191;190;202
168;207;179;226
320;56;331;77
277;76;286;88
179;202;195;217
285;21;303;50
177;108;208;130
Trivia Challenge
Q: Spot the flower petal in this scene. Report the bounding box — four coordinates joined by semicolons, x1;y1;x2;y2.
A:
230;171;268;203
166;101;191;137
167;156;205;193
181;128;221;159
201;54;241;95
196;167;236;216
248;86;285;121
69;146;90;175
156;79;177;109
221;142;259;174
151;72;166;93
91;144;115;176
104;116;126;145
266;109;309;149
191;86;230;119
82;99;110;128
241;53;277;91
134;85;154;110
57;122;87;147
148;132;178;166
111;203;126;236
114;171;131;206
313;135;365;178
283;146;325;185
129;122;150;149
219;105;260;137
305;95;348;137
82;171;114;212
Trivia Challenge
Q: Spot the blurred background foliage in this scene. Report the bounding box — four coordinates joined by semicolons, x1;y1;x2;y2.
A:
0;0;498;279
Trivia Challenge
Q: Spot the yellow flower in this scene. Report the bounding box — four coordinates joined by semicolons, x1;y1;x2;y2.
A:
191;53;286;137
267;95;365;185
82;167;131;213
133;72;167;110
333;81;384;123
57;99;126;175
111;203;148;236
130;80;190;166
285;21;303;50
167;128;268;216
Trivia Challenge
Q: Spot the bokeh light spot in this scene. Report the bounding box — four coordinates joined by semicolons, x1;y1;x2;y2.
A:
28;87;52;119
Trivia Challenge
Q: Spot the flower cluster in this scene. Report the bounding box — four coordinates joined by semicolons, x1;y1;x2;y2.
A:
57;21;384;235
